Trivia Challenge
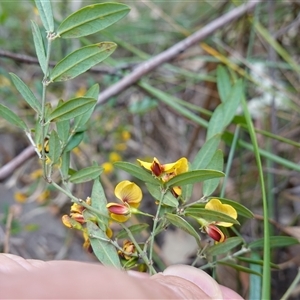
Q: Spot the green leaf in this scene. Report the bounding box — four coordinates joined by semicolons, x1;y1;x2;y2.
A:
184;207;240;225
47;97;96;122
73;84;99;129
206;80;243;140
57;3;130;38
0;104;27;130
203;150;224;197
145;183;178;207
236;256;279;269
192;134;221;169
65;131;84;152
48;130;60;165
217;65;232;103
56;119;70;146
10;73;42;115
86;83;100;99
69;166;103;184
91;178;109;230
31;21;47;75
60;150;70;180
206;237;243;256
165;213;201;247
217;261;262;277
249;236;299;249
222;79;243;128
115;224;149;239
114;161;159;185
50;43;116;82
85;220;121;268
212;198;254;219
166;170;225;188
34;0;54;32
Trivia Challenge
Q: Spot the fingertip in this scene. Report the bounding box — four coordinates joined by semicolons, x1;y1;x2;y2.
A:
161;264;223;299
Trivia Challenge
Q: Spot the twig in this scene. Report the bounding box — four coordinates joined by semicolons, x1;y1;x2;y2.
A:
0;146;35;182
0;49;133;76
97;0;262;105
0;1;261;181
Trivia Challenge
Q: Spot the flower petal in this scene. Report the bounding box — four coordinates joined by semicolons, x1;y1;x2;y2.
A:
206;224;226;243
163;157;188;174
114;180;142;208
137;157;163;177
107;202;130;215
205;198;237;227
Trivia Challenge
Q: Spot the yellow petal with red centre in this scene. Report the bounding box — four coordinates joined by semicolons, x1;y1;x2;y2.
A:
114;180;142;208
137;157;164;177
205;198;237;227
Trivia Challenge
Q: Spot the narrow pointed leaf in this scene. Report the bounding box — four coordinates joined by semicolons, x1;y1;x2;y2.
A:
60;150;70;180
56;119;70;146
114;161;159;185
31;21;47;75
203;150;224;197
85;220;121;268
248;236;299;249
206;237;243;256
184;207;240;225
192;134;221;169
65;131;84;152
69;166;103;184
48;130;60;165
0;104;27;130
236;256;279;269
166;169;225;188
34;0;54;32
145;183;178;207
116;224;149;239
165;213;201;246
217;65;232;103
73;84;99;129
57;3;130;38
48;97;96;122
91;178;109;230
10;73;42;114
50;43;116;82
217;261;262;277
207;80;243;140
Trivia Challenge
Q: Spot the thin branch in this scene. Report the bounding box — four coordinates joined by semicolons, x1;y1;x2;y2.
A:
0;146;35;182
0;1;261;181
0;49;133;76
97;0;262;105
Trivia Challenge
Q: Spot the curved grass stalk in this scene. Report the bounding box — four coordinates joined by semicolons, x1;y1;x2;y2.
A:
241;95;270;300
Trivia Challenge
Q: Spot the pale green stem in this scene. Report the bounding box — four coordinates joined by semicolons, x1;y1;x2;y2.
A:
120;223;156;274
200;246;250;270
50;181;108;219
41;35;53;182
148;188;166;273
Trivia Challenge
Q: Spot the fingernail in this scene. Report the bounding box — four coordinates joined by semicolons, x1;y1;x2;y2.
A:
162;264;223;299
